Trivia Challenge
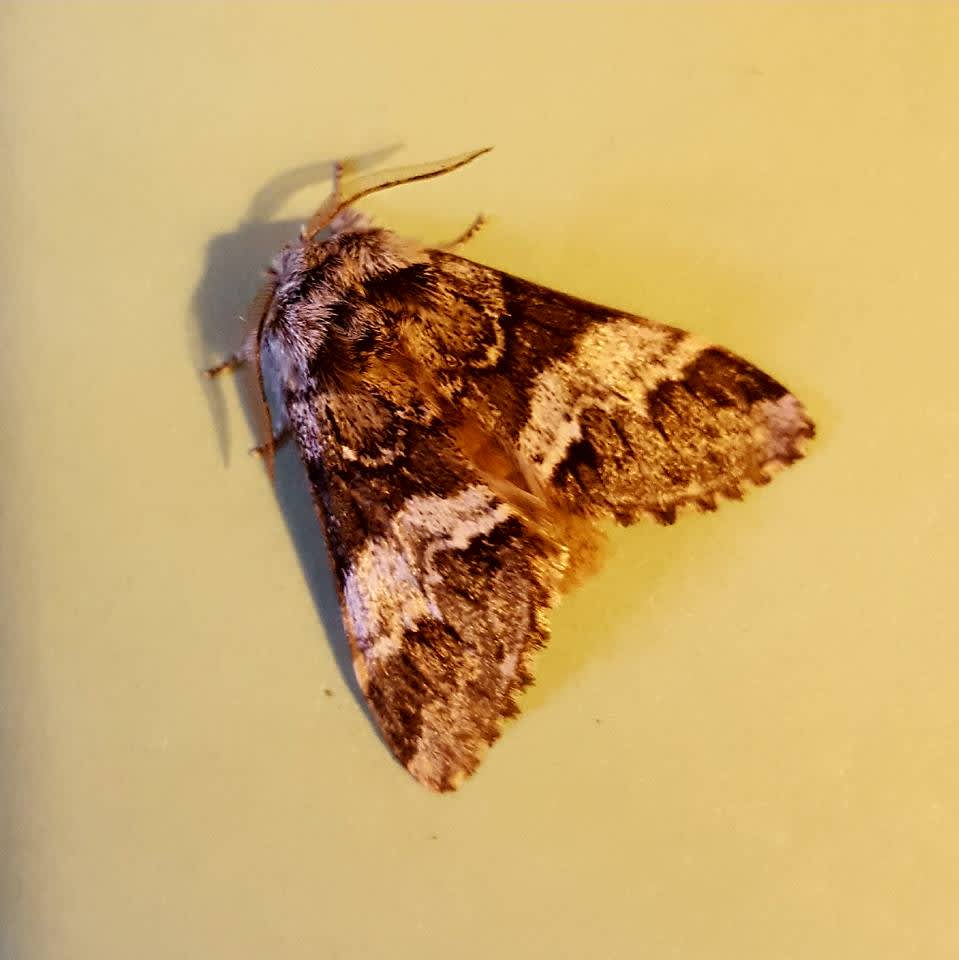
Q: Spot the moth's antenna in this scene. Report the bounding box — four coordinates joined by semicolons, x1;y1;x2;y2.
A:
301;147;492;242
250;274;279;479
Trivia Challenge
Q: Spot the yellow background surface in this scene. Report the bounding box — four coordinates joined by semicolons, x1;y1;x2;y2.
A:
3;4;958;958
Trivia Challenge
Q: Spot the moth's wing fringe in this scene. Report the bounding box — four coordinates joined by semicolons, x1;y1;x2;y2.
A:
623;399;816;527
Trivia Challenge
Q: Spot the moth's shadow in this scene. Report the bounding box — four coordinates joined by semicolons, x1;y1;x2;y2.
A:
190;148;399;724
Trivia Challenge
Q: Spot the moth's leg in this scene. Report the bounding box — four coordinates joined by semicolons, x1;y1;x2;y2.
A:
438;213;486;252
331;159;350;201
204;326;259;377
250;425;292;458
204;354;243;378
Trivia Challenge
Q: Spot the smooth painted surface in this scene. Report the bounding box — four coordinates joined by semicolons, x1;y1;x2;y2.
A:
3;4;958;958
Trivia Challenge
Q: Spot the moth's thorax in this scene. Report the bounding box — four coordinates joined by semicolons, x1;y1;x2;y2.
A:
260;213;428;399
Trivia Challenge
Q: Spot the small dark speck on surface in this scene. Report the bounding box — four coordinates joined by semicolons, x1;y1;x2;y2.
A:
324;688;334;697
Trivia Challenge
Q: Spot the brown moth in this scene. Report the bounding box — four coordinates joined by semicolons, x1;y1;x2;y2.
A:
208;150;814;792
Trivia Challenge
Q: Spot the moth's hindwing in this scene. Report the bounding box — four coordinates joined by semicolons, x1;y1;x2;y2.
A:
266;224;814;790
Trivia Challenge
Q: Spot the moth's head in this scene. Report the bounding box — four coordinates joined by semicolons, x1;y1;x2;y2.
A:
268;242;308;297
258;241;328;362
265;208;371;309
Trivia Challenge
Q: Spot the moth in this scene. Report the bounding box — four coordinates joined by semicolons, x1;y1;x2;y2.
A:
208;149;814;792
